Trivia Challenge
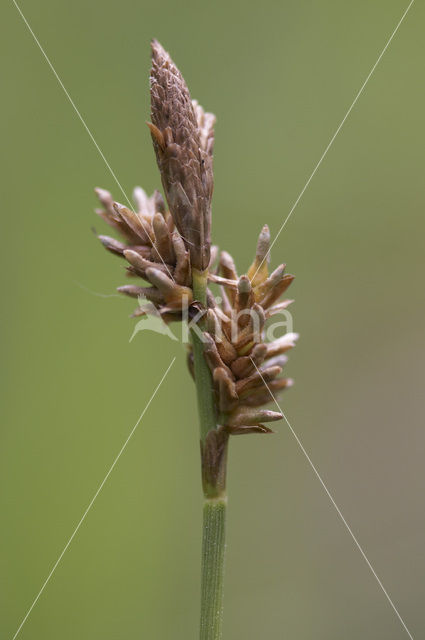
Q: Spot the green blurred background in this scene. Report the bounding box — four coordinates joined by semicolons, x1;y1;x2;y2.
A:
1;1;424;638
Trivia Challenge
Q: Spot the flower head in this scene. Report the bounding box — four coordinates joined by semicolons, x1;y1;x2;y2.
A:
197;225;298;437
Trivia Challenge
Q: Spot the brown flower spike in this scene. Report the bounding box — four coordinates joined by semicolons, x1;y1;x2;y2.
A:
93;41;298;487
149;39;214;272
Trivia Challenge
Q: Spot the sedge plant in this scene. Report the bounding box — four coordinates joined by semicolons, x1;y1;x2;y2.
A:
93;40;298;640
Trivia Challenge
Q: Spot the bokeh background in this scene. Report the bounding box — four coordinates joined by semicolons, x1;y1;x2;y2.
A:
1;1;424;638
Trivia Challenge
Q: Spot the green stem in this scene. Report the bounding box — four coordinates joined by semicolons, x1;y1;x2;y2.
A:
191;269;217;442
200;498;227;640
190;268;227;640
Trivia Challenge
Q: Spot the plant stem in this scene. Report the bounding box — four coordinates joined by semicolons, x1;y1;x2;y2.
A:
191;269;217;442
191;268;227;640
200;498;227;640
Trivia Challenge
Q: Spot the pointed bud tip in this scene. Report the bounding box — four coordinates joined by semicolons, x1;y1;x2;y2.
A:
98;234;123;251
264;410;283;422
112;201;125;214
150;38;164;59
288;332;300;343
123;249;140;261
94;187;112;205
238;275;251;293
153;211;165;224
256;225;271;262
260;224;270;239
145;266;170;281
